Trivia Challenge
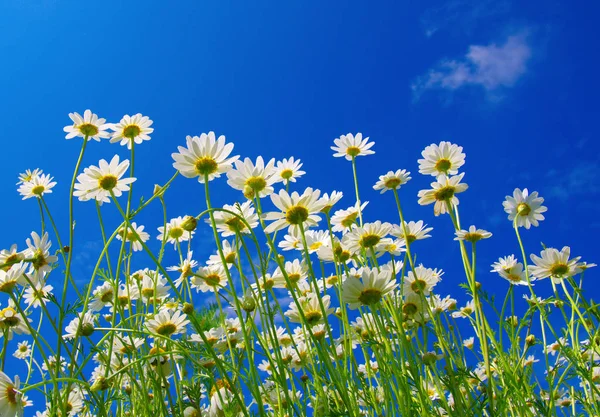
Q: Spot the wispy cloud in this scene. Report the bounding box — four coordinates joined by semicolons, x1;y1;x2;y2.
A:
412;32;531;100
545;162;600;202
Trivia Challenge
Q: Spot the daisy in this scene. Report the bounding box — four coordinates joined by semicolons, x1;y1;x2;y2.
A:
0;372;31;416
23;283;53;308
191;265;229;293
88;282;115;312
503;188;547;229
272;259;308;289
330;201;369;232
497;263;530;286
490;255;518;273
139;273;170;303
17;173;56;200
342;221;393;254
172;132;239;183
418;141;466;177
42;355;67;373
391;220;433;244
375;238;406;257
275;157;305;183
319;191;343;214
145;309;189;337
0;262;28;293
373;169;411;193
73;155;136;203
454;225;492;243
157;216;195;247
402;292;427;320
303;230;330;253
417;173;468;216
63;311;95;340
331;133;375;160
263;188;325;234
0;301;30;340
278;229;302;251
207;240;237;267
25;232;58;277
285;294;333;325
404;265;442;295
317;239;356;264
530;246;582;283
452;300;475;319
210;201;259;237
116;222;149;252
63;109;111;141
110;113;154;148
343;267;397;309
16;169;43;185
13;342;31;360
167;251;198;288
226;156;279;198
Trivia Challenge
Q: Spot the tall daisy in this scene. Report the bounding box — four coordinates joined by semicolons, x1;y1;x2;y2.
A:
331;133;375;160
497;263;530;286
373;170;411;193
418;141;465;177
342;221;393;254
342;267;397;309
0;372;31;416
263;188;324;234
172;132;239;183
417;173;468;216
145;309;189;337
110;113;154;148
330;201;369;232
73;155;136;203
167;251;198;288
503;188;547;229
226;156;279;198
275;157;305;183
403;265;442;295
211;201;259;237
63;109;111;141
530;246;583;283
16;169;43;185
454;226;492;243
157;216;195;247
191;265;229;293
284;294;333;325
116;222;149;252
17;173;56;200
25;232;58;278
391;220;433;244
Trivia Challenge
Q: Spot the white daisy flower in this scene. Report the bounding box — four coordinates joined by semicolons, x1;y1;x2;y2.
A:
207;240;237;268
452;300;475;319
23;283;53;308
145;309;189;337
16;168;43;185
0;262;28;293
17;173;56;200
157;216;195;247
404;265;442;295
490;255;518;273
42;355;67;373
272;259;308;289
0;301;30;340
262;188;325;234
342;221;393;254
454;225;492;243
0;372;31;416
167;251;198;288
331;133;375;160
530;246;582;283
191;265;229;293
275;157;305;183
278;228;303;251
139;272;170;303
317;238;356;265
343;267;397;309
319;191;344;214
417;173;468;216
497;263;530;286
303;230;330;254
210;201;259;237
110;113;154;148
503;188;547;229
285;294;333;325
116;222;149;252
418;141;466;177
73;155;136;203
13;341;31;360
63;311;95;340
172;132;239;183
63;109;110;141
375;238;406;257
227;156;279;198
391;220;433;244
373;169;411;193
25;232;58;277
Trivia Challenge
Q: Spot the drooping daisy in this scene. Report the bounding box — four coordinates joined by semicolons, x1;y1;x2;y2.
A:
454;226;492;243
417;173;468;216
16;169;43;185
275;157;305;183
25;232;58;277
342;267;397;309
391;220;433;244
17;173;56;200
0;372;31;416
227;156;279;198
530;246;582;283
63;311;95;340
0;262;28;293
13;342;31;360
191;265;229;293
451;300;475;319
73;155;136;203
503;188;547;229
285;294;333;325
172;132;239;183
331;133;375;160
157;216;195;247
145;309;189;337
110;113;154;148
404;265;442;295
342;221;393;254
497;263;530;286
167;251;198;288
330;201;369;232
418;141;466;177
23;283;53;308
210;201;259;237
263;188;325;234
116;222;149;252
373;169;411;193
63;109;111;141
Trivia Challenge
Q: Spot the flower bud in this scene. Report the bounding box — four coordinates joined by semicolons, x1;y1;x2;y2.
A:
181;216;197;232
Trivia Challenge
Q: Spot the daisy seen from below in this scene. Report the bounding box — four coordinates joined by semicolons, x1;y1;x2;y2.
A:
25;231;58;277
503;188;547;229
0;301;30;340
16;169;43;185
342;221;393;254
417;173;468;216
331;133;375;160
529;246;583;283
373;169;411;193
0;371;31;417
63;109;111;141
330;201;369;232
116;222;149;252
0;262;27;293
191;265;229;293
342;267;397;309
211;201;259;237
497;262;530;286
73;155;136;203
285;294;333;325
276;157;305;183
110;113;154;148
145;308;189;337
167;251;198;288
63;311;95;340
263;188;324;234
17;173;56;200
227;156;279;199
157;216;195;247
418;141;466;177
454;226;492;243
319;190;343;214
404;265;442;295
13;341;31;360
172;132;239;183
391;220;433;244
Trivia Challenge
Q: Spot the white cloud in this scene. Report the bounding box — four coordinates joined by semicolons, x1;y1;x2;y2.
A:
412;32;531;99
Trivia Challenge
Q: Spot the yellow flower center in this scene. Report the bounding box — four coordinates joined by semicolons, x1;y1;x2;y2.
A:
79;123;99;137
245;176;267;192
31;185;46;195
5;385;18;405
156;322;177;336
341;212;359;228
99;175;118;191
304;310;322;325
410;279;427;293
194;157;218;176
122;124;141;139
285;206;309;225
346;146;361;157
280;169;293;180
550;263;569;277
225;216;246;233
434;186;455;201
435;158;451;173
168;227;184;240
403;302;418;315
359;233;381;248
384;178;401;189
358;288;383;305
517;203;531;216
204;274;222;287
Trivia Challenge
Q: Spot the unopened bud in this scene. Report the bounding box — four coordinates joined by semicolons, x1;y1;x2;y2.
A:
181;216;197;232
182;303;194;315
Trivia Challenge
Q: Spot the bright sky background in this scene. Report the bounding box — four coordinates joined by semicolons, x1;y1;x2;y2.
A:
0;0;599;408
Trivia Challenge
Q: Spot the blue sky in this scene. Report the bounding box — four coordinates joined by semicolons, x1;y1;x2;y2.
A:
0;0;599;405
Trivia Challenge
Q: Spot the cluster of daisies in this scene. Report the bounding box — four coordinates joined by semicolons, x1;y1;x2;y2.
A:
0;109;596;417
